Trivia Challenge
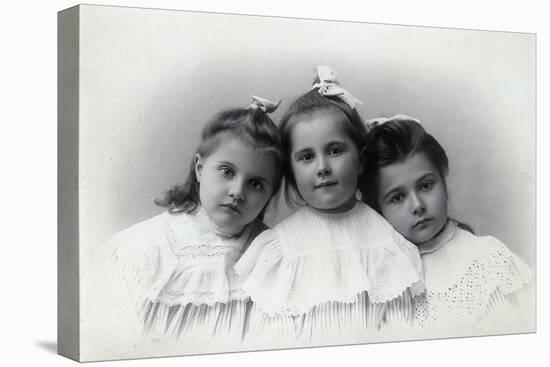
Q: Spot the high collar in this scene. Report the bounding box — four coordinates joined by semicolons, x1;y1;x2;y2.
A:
303;200;362;219
416;219;457;255
194;206;246;239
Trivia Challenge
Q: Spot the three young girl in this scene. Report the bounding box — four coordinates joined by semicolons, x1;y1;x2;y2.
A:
110;67;533;349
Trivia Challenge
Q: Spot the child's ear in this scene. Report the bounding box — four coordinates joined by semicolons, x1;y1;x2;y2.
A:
194;153;203;183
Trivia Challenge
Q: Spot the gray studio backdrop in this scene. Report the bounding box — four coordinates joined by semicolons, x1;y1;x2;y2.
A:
77;5;535;359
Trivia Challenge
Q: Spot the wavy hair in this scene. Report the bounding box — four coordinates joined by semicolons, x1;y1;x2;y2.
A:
155;107;284;221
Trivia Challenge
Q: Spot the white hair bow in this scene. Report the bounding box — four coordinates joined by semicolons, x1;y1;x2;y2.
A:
248;95;281;113
311;65;363;109
366;114;421;129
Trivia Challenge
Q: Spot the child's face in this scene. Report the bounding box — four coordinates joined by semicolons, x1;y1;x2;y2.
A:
195;137;277;231
377;152;448;244
289;109;361;213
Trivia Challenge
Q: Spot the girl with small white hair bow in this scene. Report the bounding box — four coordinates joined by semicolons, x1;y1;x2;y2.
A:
235;66;425;346
108;95;285;347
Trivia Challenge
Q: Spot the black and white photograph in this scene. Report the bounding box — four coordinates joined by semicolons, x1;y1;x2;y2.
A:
5;1;547;366
56;4;538;362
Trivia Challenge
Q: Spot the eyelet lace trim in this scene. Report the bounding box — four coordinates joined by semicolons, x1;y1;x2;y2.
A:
414;248;532;329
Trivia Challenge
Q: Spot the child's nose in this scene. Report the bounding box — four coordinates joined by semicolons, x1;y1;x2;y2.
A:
316;157;331;177
228;180;245;202
410;193;426;215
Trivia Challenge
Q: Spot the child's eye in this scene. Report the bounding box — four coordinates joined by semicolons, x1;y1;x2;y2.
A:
328;146;344;156
419;180;434;191
390;193;405;204
248;179;264;191
298;152;314;162
219;167;234;178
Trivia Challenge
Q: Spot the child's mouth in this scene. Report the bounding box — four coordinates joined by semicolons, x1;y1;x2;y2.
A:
315;181;337;189
413;218;433;229
221;204;241;214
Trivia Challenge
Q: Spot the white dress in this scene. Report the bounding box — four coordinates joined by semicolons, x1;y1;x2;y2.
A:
234;201;424;347
386;220;533;340
109;206;265;348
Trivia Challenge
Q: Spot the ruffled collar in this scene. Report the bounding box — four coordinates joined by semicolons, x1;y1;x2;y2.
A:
417;219;457;255
193;206;246;239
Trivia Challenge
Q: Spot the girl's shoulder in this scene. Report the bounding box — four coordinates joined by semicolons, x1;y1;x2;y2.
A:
111;209;257;310
429;223;533;295
107;212;186;277
447;225;522;262
107;211;172;248
415;224;533;330
108;210;204;245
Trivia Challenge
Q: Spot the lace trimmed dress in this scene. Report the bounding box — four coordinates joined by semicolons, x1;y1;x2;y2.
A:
386;220;533;339
234;201;425;346
109;207;265;344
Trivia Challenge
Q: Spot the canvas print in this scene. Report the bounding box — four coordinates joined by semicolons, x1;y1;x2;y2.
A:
58;4;536;362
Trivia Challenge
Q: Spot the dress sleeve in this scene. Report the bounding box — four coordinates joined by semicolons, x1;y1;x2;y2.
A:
474;237;534;334
485;236;533;295
476;287;534;335
364;233;425;304
233;228;289;315
108;216;174;301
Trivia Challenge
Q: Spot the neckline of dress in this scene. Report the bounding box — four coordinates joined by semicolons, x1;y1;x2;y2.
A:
303;200;363;219
416;219;457;255
193;206;246;239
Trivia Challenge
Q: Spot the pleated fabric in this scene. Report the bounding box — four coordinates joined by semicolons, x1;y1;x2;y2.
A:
109;207;266;343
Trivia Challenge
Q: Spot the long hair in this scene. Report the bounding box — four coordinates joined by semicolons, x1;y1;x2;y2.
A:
155;107;284;221
279;87;368;206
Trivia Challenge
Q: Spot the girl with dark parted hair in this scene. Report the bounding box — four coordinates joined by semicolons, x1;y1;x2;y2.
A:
361;115;532;337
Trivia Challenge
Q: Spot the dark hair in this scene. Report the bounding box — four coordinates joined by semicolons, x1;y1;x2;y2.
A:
362;118;475;234
279;87;368;206
361;118;448;212
154;107;284;221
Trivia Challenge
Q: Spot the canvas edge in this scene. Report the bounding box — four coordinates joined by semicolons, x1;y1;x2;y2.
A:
54;5;539;362
57;4;81;362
